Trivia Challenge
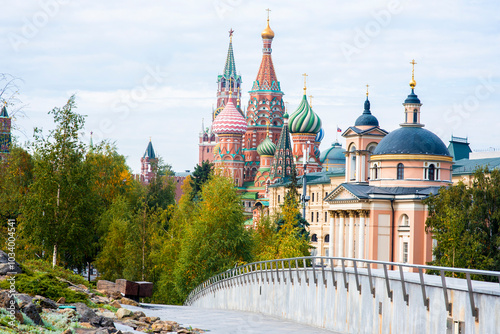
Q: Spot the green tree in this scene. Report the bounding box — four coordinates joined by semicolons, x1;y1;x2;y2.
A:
425;167;500;274
174;174;251;300
20;96;98;269
189;160;213;200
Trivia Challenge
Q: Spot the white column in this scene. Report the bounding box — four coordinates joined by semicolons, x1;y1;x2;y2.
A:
355;152;361;182
348;211;355;260
361;155;366;182
338;212;344;258
358;211;365;261
329;212;334;260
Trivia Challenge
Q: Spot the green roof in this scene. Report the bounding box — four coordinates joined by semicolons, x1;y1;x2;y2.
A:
448;137;472;161
240;192;259;200
453;157;500;175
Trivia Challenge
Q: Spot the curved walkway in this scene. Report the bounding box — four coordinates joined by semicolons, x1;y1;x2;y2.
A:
123;304;340;334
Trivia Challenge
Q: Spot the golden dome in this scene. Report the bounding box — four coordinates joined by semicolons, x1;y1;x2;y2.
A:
261;20;275;39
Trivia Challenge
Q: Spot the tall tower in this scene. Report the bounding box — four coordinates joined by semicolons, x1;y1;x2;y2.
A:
244;10;285;182
0;102;12;159
288;77;322;176
212;92;247;187
214;29;242;120
140;139;157;184
269;111;294;182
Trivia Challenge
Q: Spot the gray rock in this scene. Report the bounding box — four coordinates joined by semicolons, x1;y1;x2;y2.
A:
14;293;33;309
0;250;22;274
90;316;116;328
73;302;97;322
33;295;58;309
22;303;44;325
115;308;133;319
0;290;23;323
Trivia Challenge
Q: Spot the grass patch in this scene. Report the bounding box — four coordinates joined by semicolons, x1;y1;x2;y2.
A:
21;260;91;288
99;304;118;312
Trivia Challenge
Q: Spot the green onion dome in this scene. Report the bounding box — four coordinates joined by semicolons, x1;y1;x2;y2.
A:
288;94;322;134
257;135;276;156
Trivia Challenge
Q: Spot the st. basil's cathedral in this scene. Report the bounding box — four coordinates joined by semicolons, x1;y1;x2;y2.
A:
199;16;324;220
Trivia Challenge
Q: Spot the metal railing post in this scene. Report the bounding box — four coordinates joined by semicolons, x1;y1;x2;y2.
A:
466;273;479;321
383;264;393;301
399;265;409;305
440;269;452;315
341;259;349;290
418;268;429;310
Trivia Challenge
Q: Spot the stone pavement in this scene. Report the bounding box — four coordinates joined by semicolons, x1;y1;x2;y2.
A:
122;304;341;334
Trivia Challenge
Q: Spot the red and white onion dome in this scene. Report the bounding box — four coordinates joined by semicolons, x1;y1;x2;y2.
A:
211;100;247;135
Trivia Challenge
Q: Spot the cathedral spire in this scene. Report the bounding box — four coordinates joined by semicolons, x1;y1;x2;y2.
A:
251;10;280;92
223;28;238;81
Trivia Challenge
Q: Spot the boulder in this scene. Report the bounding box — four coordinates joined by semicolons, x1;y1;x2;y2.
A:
0;290;23;323
119;297;139;307
14;293;33;309
57;297;66;304
22;302;43;325
115;307;133;319
109;300;121;309
33;295;58;309
0;250;22;275
132;310;145;319
74;302;98;322
90;316;116;328
142;316;159;323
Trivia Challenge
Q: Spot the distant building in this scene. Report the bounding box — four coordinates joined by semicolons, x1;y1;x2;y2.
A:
0;102;12;159
140;139;156;184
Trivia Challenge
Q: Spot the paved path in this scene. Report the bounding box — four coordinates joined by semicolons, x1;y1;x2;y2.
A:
122;304;341;334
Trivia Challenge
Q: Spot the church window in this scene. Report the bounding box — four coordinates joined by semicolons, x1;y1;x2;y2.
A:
413;109;418;123
316;212;319;222
207;148;209;153
311;234;318;242
324;234;330;243
311;212;314;222
325;212;327;222
312;193;315;202
428;164;435;181
401;214;409;227
402;242;409;263
373;164;379;179
397;163;404;180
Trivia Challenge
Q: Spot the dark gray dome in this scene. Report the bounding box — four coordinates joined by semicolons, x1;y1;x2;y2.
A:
320;142;346;165
372;126;450;156
355;97;379;127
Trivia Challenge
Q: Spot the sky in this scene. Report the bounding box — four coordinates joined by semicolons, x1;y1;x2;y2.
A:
1;0;499;173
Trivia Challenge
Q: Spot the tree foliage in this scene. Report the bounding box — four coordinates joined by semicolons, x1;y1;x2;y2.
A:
189;160;213;201
425;167;500;274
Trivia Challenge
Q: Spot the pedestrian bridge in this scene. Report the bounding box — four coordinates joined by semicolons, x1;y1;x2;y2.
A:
185;257;500;334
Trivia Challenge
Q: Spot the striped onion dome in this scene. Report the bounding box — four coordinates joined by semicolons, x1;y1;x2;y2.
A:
288;94;322;134
257;135;276;156
212;100;247;135
315;128;324;142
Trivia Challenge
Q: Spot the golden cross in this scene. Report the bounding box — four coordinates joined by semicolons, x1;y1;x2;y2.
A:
302;73;308;93
366;84;369;97
228;77;233;97
410;59;417;79
266;120;270;136
266;8;271;20
285;101;289;112
308;95;314;107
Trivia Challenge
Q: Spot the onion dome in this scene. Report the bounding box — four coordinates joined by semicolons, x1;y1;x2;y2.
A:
257;136;276;156
288;94;322;134
315;128;325;142
404;88;421;104
372;127;450;156
355;96;379;127
212;99;247;135
261;19;275;39
320;141;346;165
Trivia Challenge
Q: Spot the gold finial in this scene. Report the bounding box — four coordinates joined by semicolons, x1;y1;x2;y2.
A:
149;136;151;142
308;95;314;107
266;120;270;136
302;73;308;94
236;86;240;105
410;59;417;89
261;8;275;39
266;8;271;21
285;101;289;112
366;84;369;97
228;77;233;97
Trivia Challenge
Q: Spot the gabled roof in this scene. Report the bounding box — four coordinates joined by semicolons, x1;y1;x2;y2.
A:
342;126;388;137
325;183;442;202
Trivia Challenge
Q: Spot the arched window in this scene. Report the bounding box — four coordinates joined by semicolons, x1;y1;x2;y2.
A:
400;214;409;227
311;212;314;222
325;212;327;222
311;234;318;242
373;163;378;179
413;109;418;123
428;164;435;181
397;163;404;180
312;193;315;202
316;212;319;222
324;234;330;243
